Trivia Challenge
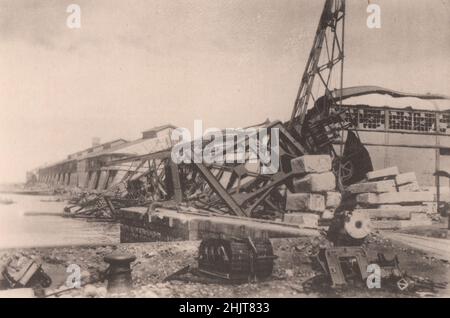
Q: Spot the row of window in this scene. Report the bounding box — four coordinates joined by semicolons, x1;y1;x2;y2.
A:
340;106;450;134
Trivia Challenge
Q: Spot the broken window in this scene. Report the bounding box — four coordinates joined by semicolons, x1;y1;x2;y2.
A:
388;110;436;133
358;108;385;130
389;110;413;131
412;112;435;132
439;113;450;134
338;105;447;135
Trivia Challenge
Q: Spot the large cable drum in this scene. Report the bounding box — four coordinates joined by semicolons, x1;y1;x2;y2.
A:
198;237;276;282
327;210;371;246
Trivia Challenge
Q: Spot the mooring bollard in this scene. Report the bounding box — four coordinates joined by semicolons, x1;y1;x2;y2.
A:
103;253;136;294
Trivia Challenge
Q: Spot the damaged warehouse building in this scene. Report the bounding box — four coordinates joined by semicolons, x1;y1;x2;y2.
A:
35;125;176;191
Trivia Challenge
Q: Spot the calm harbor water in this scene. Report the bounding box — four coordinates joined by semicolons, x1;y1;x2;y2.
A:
0;194;120;249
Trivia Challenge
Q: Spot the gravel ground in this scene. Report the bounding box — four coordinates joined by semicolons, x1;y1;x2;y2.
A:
1;233;449;298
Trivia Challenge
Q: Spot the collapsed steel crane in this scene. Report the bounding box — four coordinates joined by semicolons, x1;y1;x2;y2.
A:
289;0;345;131
287;0;372;186
74;0;371;221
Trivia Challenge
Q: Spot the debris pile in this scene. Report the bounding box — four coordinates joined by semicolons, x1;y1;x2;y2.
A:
63;176;156;220
346;167;437;230
1;237;447;298
1;255;52;292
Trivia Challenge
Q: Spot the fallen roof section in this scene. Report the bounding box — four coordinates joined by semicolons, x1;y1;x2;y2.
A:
323;86;450;111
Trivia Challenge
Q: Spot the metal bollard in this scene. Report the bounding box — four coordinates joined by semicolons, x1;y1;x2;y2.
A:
103;253;136;294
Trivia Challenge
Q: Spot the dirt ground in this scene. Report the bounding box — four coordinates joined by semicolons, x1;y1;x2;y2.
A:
1;228;449;298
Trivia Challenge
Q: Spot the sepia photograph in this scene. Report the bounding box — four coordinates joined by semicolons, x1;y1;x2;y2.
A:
0;0;449;304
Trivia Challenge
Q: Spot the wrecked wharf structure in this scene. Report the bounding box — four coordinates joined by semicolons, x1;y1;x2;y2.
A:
29;115;442;243
32;91;450;196
28;0;448;244
7;1;449;295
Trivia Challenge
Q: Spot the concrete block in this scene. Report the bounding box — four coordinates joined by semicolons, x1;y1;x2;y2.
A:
291;155;332;174
326;191;342;208
371;218;432;230
423;202;438;214
410;212;430;221
395;172;417;186
347;180;396;194
292;172;336;193
397;181;420;192
356;192;434;205
353;208;412;220
321;210;335;220
377;205;428;212
286;192;325;212
284;213;319;227
366;167;399;181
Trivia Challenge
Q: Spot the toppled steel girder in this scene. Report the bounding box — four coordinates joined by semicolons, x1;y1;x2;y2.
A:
100;120;311;218
176;120;307;217
95;111;365;219
68;99;367;219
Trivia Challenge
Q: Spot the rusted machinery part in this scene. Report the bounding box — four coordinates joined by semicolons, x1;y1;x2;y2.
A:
197;237;276;282
2;258;52;289
315;246;369;288
103;253;136;294
434;170;450;179
328;131;373;187
327;210;371;246
344;211;371;240
173;120;306;218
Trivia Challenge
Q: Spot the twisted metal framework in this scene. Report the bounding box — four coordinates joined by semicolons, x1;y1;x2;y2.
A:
72;1;355;220
93;0;350;219
289;0;345;131
104;121;306;218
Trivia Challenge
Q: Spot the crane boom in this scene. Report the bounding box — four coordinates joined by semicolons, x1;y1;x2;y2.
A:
289;0;345;131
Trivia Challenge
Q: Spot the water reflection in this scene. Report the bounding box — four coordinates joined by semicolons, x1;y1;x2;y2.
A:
0;194;119;249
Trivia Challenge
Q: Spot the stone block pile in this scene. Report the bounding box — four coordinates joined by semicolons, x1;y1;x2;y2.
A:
348;167;437;230
284;155;341;228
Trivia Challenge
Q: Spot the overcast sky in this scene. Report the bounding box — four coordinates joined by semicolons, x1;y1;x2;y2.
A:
0;0;449;182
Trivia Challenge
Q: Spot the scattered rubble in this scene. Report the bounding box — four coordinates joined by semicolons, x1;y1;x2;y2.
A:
0;237;447;298
4;0;448;299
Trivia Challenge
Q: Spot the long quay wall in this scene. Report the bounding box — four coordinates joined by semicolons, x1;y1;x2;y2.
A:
118;207;320;243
